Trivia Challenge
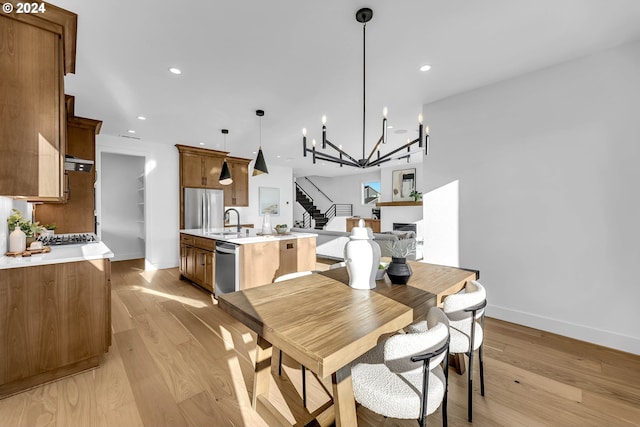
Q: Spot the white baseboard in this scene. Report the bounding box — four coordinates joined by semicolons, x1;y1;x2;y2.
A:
110;252;144;262
488;304;640;355
147;260;179;270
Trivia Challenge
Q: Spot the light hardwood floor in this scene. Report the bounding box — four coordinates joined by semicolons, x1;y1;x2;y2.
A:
1;259;639;426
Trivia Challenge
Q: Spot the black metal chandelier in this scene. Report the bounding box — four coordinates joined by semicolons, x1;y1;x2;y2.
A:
302;7;429;168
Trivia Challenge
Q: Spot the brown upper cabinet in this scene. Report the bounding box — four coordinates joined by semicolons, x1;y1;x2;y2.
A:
181;151;224;189
35;96;102;233
177;145;251;227
224;157;250;207
0;4;77;201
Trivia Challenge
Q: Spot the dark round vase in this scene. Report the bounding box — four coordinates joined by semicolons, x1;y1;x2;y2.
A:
387;257;412;285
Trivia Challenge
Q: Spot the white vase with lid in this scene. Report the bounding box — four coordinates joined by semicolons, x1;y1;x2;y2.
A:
344;219;381;290
9;226;26;253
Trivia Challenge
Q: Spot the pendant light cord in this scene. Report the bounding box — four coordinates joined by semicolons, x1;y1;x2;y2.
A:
362;21;366;160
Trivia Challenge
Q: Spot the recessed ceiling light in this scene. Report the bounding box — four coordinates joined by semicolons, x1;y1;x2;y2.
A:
199;142;205;146
277;155;281;158
394;129;407;134
127;130;136;134
137;116;146;120
387;125;393;129
168;67;182;75
252;151;257;154
420;64;432;72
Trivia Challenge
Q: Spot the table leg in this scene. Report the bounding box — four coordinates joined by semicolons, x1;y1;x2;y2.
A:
332;365;357;427
450;353;466;375
253;335;273;409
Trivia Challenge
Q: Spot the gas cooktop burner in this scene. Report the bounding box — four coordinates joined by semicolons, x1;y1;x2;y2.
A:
36;233;99;246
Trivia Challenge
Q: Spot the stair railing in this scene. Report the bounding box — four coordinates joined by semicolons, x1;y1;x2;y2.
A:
325;204;353;221
303;177;333;203
302;212;312;228
296;182;315;203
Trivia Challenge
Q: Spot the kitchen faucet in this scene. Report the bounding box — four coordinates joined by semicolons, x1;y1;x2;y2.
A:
224;208;241;232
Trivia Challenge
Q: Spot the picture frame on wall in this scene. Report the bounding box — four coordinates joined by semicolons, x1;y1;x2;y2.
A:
391;168;416;201
259;187;280;215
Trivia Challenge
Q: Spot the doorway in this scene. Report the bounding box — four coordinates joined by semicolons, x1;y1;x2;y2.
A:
100;153;145;261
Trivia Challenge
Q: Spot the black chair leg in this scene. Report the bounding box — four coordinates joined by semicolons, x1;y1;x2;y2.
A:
443;353;449;427
467;351;473;422
302;365;307;408
479;344;485;396
279;350;308;408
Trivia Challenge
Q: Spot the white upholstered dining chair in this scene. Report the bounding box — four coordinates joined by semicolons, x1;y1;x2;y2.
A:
409;279;487;422
351;307;450;427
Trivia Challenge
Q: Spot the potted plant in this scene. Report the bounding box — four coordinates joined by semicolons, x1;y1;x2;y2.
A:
275;224;289;234
7;209;45;245
409;190;423;202
42;223;57;236
385;239;416;284
375;261;389;280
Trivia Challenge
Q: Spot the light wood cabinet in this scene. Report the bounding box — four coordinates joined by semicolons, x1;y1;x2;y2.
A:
239;237;317;289
179;233;216;293
181;152;206;188
346;217;381;233
224;157;250;206
177;146;225;189
177;145;251;227
0;258;111;398
0;5;77;201
34;97;102;233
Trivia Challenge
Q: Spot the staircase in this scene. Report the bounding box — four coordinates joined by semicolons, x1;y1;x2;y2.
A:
295;187;328;230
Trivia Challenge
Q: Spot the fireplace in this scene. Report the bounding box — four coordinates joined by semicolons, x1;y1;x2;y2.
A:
393;223;417;233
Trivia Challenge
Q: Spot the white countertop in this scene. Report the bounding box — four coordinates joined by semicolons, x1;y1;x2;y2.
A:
0;241;114;270
180;228;318;245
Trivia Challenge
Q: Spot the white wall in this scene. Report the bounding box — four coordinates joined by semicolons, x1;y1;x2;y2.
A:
1;197;29;255
101;153;145;261
97;135;179;270
422;40;640;354
232;164;294;231
0;196;13;254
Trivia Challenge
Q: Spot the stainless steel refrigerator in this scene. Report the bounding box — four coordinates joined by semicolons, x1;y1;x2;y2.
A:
183;188;224;232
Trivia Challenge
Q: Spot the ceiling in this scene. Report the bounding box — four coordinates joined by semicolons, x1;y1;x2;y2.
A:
54;0;640;177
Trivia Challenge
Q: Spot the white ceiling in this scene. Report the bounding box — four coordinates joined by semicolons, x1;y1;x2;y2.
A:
54;0;640;177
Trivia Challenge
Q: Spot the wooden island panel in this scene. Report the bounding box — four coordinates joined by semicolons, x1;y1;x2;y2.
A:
239;237;316;290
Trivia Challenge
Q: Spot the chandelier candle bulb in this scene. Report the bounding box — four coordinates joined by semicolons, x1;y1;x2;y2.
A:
302;128;307;156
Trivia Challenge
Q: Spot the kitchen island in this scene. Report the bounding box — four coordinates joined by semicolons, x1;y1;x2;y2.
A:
0;242;113;398
179;229;317;295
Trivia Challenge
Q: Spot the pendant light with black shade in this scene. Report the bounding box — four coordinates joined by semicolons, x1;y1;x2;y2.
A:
253;109;269;176
218;129;232;185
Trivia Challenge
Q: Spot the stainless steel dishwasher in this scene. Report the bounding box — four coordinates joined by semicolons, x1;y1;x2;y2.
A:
215;241;239;298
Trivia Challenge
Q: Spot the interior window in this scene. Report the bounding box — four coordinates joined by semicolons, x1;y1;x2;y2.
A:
362;181;381;205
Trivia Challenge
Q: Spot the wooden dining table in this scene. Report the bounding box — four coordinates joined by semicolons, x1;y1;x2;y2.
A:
218;261;478;426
